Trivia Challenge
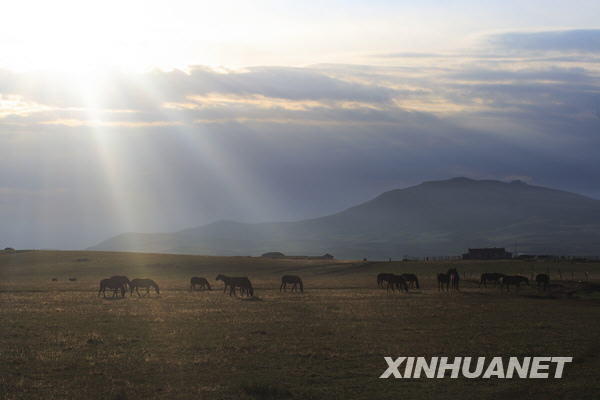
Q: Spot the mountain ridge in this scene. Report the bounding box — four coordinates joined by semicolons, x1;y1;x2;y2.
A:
89;177;600;258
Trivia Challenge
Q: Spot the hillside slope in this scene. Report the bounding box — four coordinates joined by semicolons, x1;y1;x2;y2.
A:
90;178;600;258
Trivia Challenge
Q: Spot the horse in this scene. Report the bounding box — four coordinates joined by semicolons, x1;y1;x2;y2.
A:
377;273;395;288
190;277;211;291
228;277;254;297
448;268;460;291
280;275;303;293
129;278;160;297
437;273;450;291
98;277;127;298
535;274;550;291
500;275;529;292
479;272;505;288
110;276;130;291
401;273;420;289
216;274;234;293
386;274;408;293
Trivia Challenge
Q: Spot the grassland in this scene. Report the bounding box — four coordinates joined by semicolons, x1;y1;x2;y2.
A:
1;251;600;399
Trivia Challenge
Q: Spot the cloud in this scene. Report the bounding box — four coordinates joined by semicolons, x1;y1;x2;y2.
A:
487;29;600;53
2;29;600;249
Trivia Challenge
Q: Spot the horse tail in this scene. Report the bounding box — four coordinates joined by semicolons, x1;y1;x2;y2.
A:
98;281;104;296
415;277;420;289
154;282;160;295
248;281;254;296
206;281;212;290
299;279;304;293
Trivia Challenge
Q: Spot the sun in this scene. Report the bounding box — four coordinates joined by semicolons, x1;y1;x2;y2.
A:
0;1;185;73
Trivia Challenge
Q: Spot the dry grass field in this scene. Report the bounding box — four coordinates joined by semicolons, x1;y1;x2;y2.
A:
1;251;600;399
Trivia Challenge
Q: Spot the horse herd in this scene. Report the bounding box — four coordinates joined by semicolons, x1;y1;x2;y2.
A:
97;269;551;298
377;269;551;292
98;276;160;298
97;274;304;298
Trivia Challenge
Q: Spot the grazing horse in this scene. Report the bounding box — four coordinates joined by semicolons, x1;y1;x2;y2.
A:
377;273;395;288
448;268;460;291
401;273;420;289
535;274;550;291
500;275;529;292
129;278;160;297
280;275;304;293
190;277;211;291
216;274;234;293
437;273;450;291
479;272;505;288
228;277;254;297
110;276;130;292
98;277;127;298
386;274;408;293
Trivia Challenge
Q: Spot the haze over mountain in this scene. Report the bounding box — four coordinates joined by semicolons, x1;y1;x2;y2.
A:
89;178;600;259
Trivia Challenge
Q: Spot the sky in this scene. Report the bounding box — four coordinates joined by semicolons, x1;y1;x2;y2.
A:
1;1;600;249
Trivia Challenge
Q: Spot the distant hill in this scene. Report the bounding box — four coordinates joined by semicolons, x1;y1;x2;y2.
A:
90;177;600;258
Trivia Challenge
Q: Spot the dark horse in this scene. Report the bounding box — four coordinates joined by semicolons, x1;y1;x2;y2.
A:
386;274;408;293
401;273;420;289
479;272;505;288
216;275;254;297
437;273;450;291
535;274;550;291
448;268;460;291
377;273;395;288
110;275;130;292
190;277;211;291
500;275;529;292
216;274;232;293
280;275;304;293
98;277;127;298
130;278;160;297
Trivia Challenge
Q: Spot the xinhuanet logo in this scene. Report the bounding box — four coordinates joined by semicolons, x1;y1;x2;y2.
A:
379;357;573;379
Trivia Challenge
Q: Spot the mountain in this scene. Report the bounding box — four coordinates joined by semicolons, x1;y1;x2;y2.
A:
89;177;600;258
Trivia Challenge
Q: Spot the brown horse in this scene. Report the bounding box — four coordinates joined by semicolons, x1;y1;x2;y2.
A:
216;275;254;297
448;268;460;291
479;273;505;288
437;273;450;291
130;278;160;297
110;276;130;293
280;275;303;293
190;277;211;291
377;273;395;288
401;273;420;289
386;274;408;293
98;277;127;298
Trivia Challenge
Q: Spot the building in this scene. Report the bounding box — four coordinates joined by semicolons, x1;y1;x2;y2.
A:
462;248;512;260
261;251;285;258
